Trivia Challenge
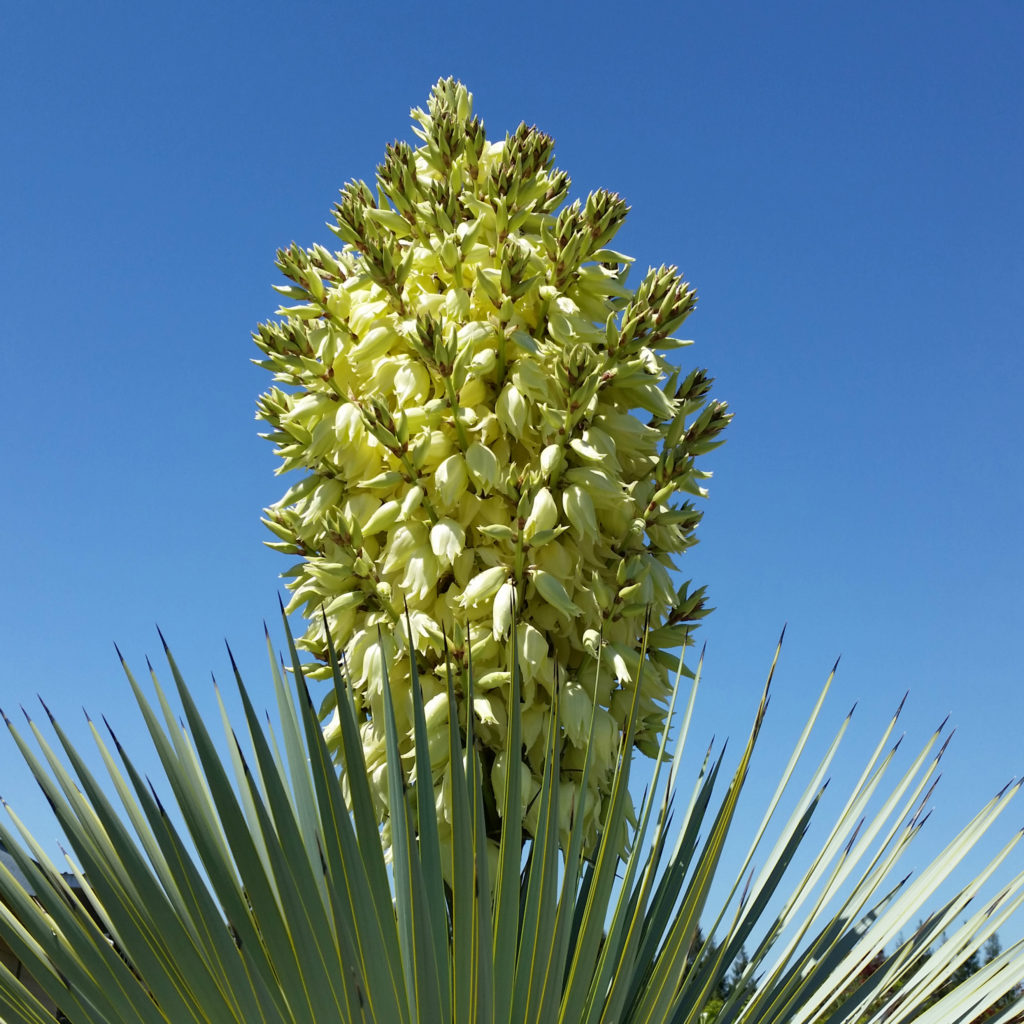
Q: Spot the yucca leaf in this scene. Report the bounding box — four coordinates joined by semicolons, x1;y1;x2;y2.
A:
631;664;770;1024
629;645;704;967
632;741;724;991
103;730;281;1023
154;644;318;1021
670;794;823;1024
560;625;651;1024
304;618;394;929
404;609;452;1022
0;814;147;1024
117;655;255;929
853;850;1023;1023
295;623;409;1024
380;635;446;1023
466;652;497;1021
446;634;497;1024
599;651;692;1024
4;709;211;1023
841;877;1022;1024
0;954;58;1024
511;669;562;1024
447;648;479;1024
225;671;352;1019
533;647;606;1024
264;636;322;868
45;703;266;1023
141;651;228;862
493;631;524;1023
948;941;1024;1024
217;667;278;893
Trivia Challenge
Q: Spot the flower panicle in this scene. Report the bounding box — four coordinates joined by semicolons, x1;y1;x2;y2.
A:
254;78;731;851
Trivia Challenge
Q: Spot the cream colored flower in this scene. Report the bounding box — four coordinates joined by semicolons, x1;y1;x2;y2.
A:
429;518;465;564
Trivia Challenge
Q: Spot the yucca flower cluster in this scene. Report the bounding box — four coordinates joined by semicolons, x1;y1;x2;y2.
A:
254;78;730;851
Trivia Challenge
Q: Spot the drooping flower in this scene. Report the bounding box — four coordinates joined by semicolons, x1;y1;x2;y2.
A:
254;78;730;850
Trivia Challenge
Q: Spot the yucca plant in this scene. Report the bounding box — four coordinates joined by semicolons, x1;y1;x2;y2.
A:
2;78;1023;1024
1;615;1023;1023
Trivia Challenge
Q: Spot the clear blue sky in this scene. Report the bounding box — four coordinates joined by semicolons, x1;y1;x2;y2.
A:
2;1;1022;938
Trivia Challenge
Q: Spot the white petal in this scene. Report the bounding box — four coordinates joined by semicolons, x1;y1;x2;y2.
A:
434;453;468;508
523;487;558;541
560;680;593;746
516;623;548;683
466;442;499;492
492;580;517;640
429;518;465;564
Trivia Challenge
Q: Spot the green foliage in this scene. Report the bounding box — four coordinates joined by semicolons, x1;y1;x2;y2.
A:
1;616;1022;1022
254;78;729;850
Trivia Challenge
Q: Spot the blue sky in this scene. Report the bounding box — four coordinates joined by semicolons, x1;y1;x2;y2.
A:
2;1;1022;938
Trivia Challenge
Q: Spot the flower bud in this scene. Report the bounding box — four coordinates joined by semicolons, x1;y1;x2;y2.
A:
496;382;528;437
539;444;564;478
562;484;598;539
459;565;507;608
361;500;401;536
466;442;499;492
523;487;558;541
435;454;468;508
